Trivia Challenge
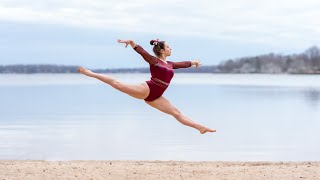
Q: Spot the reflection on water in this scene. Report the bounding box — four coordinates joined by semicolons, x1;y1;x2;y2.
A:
304;89;320;107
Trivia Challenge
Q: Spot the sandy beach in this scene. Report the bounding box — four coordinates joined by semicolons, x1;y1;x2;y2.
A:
1;161;319;180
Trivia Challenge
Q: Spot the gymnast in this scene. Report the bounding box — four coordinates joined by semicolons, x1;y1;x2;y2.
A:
78;39;215;134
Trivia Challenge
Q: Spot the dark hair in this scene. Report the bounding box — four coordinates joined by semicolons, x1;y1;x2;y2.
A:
150;39;166;57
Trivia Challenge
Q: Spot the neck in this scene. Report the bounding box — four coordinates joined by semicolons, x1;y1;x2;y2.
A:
158;54;166;61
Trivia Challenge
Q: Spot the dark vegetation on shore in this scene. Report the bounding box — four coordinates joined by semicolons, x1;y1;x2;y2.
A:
1;46;320;74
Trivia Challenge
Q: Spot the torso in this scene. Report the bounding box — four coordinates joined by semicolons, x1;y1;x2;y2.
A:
149;59;174;87
144;59;174;101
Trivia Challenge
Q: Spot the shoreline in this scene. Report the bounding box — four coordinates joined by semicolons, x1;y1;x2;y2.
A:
1;160;319;179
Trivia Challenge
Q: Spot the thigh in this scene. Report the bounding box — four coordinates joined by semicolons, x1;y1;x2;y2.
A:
145;96;179;115
121;82;150;99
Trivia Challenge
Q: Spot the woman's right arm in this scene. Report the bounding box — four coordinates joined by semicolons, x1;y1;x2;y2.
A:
117;39;157;65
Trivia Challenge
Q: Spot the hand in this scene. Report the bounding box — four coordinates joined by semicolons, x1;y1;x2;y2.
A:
192;60;201;68
117;39;131;48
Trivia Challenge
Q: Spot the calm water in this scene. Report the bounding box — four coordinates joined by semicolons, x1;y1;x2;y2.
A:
0;74;320;161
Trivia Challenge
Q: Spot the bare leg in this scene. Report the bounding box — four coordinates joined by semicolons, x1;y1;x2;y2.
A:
145;96;216;134
78;67;149;99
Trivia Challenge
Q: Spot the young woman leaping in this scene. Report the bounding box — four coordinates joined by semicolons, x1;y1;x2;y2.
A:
78;39;216;134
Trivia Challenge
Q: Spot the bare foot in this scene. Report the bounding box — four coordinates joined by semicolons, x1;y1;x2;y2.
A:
77;67;95;77
200;127;216;134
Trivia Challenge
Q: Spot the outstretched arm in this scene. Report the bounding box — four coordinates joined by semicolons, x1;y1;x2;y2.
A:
170;60;201;69
117;39;157;65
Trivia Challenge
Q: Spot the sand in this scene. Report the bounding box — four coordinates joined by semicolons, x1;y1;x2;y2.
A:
1;161;320;180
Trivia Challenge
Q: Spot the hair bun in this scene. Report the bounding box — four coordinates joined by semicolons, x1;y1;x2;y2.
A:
150;39;158;46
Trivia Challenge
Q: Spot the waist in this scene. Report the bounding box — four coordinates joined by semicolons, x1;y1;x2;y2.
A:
151;77;169;88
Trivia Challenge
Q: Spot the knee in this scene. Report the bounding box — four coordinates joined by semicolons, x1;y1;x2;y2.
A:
112;80;124;90
172;108;182;119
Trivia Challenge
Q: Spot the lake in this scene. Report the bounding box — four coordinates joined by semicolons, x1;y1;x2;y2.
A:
0;73;320;161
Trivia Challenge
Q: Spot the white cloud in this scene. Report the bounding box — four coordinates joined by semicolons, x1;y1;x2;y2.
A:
0;0;320;48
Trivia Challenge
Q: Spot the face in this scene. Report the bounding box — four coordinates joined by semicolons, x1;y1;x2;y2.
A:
161;43;172;57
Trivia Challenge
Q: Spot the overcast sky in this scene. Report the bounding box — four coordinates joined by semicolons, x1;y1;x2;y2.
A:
1;0;320;68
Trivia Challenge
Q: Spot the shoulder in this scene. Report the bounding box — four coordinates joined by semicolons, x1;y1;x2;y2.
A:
167;60;175;66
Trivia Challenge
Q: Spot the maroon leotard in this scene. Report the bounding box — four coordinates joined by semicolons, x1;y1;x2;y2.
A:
134;45;191;101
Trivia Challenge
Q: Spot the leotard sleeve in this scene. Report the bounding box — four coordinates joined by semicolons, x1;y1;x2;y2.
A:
133;45;158;65
169;61;192;69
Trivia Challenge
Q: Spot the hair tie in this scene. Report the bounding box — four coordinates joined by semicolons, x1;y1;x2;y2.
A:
153;39;159;46
153;41;158;46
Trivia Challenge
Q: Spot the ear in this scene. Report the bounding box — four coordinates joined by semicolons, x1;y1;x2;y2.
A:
160;49;165;54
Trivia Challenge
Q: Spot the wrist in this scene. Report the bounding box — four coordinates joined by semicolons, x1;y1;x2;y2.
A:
129;40;137;48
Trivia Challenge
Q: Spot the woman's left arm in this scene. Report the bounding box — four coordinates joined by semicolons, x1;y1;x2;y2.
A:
170;60;201;69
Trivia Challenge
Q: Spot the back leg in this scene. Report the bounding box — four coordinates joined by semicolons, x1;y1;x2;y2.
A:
145;96;216;134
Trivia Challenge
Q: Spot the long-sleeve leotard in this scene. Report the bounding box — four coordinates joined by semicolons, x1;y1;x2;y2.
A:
134;45;192;101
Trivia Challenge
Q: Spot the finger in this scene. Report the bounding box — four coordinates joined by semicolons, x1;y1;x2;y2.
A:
117;39;121;43
125;43;128;48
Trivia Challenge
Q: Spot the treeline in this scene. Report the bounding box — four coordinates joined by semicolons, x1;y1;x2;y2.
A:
0;64;148;74
0;64;218;74
0;64;80;74
1;46;320;74
217;46;320;74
